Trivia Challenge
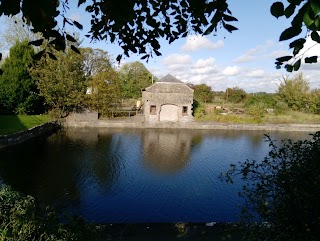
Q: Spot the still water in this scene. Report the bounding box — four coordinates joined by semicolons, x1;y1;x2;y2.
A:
0;128;312;223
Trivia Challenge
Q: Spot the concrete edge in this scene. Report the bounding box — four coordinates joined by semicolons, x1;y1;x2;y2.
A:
0;121;60;148
62;120;320;132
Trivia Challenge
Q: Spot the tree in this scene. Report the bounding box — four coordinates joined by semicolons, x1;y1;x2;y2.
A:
192;84;214;103
244;93;277;108
1;1;319;72
86;69;121;117
118;61;154;99
225;86;247;103
272;1;320;71
277;73;311;111
0;40;44;114
222;132;320;241
81;48;113;78
0;16;39;50
31;48;86;117
0;0;238;64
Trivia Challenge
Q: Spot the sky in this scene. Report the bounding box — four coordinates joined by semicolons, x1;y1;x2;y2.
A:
1;0;320;93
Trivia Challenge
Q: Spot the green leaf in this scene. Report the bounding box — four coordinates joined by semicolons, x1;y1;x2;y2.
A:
287;0;303;5
73;20;83;30
276;56;293;62
311;31;320;43
116;54;122;63
303;11;314;27
224;24;238;33
47;52;57;60
66;34;77;43
33;50;45;61
0;69;3;76
28;39;44;46
204;24;215;35
279;26;302;41
223;14;238;22
70;45;81;54
305;56;318;63
284;4;296;18
285;64;293;72
141;54;149;60
78;0;86;7
154;49;162;56
293;59;301;71
271;2;285;18
311;0;320;16
289;38;306;49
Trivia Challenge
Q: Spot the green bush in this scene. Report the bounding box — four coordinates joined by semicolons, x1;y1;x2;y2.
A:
247;102;266;122
244;93;276;108
0;185;104;241
222;132;320;241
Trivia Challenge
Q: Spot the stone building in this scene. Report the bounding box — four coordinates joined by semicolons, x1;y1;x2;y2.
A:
142;74;194;123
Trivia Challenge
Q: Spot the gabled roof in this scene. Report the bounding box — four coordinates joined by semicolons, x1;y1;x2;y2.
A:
157;74;184;83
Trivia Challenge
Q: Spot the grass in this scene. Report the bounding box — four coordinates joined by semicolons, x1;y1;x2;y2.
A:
0;115;50;135
195;104;320;125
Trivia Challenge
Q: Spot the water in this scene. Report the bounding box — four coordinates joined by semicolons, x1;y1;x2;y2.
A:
0;128;312;223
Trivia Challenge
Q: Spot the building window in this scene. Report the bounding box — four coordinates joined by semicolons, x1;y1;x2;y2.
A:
182;106;188;115
150;105;156;114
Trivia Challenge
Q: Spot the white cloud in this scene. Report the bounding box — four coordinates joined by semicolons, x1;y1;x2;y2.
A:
233;40;286;63
163;54;192;65
181;35;224;52
163;54;192;70
222;66;241;76
191;57;216;75
233;54;254;63
246;69;266;78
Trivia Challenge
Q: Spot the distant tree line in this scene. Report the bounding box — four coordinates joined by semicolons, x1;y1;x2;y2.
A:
0;42;153;117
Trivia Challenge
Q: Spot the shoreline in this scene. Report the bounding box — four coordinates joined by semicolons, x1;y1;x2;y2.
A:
0;121;60;149
63;119;320;132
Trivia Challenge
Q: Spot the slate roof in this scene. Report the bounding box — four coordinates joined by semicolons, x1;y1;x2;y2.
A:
157;74;184;83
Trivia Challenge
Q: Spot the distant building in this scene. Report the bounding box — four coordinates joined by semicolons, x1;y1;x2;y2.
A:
142;74;194;123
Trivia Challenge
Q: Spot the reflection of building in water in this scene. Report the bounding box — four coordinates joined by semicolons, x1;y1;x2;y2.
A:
142;130;192;174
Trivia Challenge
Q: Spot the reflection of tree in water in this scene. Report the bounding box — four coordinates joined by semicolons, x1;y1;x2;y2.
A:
142;129;194;174
0;128;121;206
64;128;121;194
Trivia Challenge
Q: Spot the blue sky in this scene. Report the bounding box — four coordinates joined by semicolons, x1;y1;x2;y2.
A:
1;0;320;93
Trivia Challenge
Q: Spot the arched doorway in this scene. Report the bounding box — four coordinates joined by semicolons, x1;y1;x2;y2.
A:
159;104;178;122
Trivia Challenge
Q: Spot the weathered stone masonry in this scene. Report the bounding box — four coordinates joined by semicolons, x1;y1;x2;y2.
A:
0;122;60;148
142;74;194;123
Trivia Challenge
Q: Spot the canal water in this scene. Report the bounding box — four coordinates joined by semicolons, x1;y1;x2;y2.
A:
0;128;312;223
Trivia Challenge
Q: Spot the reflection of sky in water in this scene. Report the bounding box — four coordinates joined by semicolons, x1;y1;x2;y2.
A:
0;128;312;223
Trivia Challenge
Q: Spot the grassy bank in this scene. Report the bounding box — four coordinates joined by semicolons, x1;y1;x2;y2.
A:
0;115;50;135
195;103;320;124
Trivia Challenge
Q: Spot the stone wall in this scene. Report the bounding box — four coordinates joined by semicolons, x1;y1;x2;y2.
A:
142;91;194;123
62;117;320;132
0;122;60;148
63;110;99;127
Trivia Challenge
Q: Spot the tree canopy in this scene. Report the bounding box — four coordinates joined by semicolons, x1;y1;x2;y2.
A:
0;1;319;73
223;132;320;241
31;46;87;117
189;83;214;103
118;61;154;99
0;0;238;64
271;0;320;71
0;40;44;114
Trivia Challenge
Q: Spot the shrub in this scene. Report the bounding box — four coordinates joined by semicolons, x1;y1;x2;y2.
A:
0;185;104;241
222;132;320;241
274;101;289;115
247;102;266;122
